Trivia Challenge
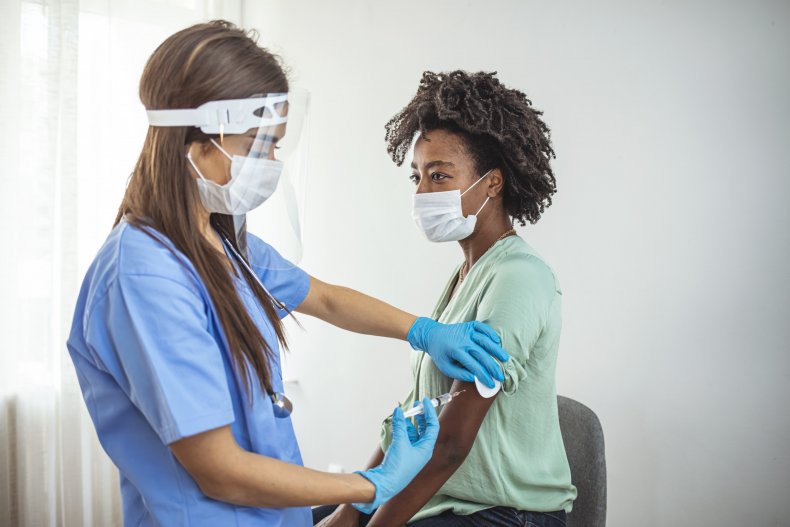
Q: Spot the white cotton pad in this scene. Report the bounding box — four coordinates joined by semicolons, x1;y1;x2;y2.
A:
474;377;502;398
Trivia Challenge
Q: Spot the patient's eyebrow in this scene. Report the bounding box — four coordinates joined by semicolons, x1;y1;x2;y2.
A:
410;160;456;170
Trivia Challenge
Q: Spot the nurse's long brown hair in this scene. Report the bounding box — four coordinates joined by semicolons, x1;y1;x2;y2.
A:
115;21;288;397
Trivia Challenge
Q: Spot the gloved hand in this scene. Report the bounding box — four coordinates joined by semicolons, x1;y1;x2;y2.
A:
407;317;509;388
353;398;439;514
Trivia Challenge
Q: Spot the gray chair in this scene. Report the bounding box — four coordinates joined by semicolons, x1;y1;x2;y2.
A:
557;395;607;527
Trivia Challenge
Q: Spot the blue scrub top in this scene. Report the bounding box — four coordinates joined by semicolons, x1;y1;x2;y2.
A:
67;220;312;527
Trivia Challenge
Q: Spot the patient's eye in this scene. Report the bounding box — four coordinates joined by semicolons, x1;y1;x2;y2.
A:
430;172;449;182
410;173;420;184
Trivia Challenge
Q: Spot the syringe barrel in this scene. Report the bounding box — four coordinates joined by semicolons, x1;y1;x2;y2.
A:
403;393;454;418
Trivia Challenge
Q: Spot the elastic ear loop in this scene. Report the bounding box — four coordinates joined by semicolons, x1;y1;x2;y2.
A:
474;196;491;215
210;138;233;161
186;136;234;181
186;152;208;182
462;169;493;216
460;169;493;196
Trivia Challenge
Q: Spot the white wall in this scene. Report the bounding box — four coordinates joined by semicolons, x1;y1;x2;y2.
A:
243;1;790;525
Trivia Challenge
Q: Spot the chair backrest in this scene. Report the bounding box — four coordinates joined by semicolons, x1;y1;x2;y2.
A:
557;395;607;527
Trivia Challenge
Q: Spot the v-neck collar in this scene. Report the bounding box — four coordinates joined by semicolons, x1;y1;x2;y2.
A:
433;235;520;320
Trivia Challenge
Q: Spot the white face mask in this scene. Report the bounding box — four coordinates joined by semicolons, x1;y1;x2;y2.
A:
186;138;283;215
412;170;492;242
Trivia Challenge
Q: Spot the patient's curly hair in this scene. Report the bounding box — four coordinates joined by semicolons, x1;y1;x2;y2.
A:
385;71;556;225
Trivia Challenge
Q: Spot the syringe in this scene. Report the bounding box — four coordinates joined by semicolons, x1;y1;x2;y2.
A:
402;390;466;418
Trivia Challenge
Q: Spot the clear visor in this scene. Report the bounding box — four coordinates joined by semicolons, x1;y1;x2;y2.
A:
210;91;305;159
233;90;310;263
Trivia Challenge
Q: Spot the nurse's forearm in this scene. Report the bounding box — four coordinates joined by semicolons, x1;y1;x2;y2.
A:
298;276;416;340
171;425;375;508
219;451;375;508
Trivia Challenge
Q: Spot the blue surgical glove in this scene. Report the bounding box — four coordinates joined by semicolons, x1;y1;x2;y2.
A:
407;317;509;388
353;398;439;514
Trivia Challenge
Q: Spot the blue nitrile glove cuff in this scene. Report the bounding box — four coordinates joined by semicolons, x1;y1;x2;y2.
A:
406;317;436;351
352;469;383;514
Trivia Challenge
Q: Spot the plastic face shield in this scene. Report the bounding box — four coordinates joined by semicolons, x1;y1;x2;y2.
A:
147;92;301;161
246;90;310;264
146;91;310;261
243;90;310;263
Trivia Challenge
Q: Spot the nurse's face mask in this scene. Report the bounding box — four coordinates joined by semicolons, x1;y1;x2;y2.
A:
187;137;284;215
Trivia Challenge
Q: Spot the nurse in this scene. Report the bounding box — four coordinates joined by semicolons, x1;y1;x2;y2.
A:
66;20;509;527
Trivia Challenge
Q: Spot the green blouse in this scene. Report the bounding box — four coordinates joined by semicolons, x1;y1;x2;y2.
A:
380;235;577;522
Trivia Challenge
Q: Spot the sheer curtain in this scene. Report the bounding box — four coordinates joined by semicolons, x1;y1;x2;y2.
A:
0;1;242;525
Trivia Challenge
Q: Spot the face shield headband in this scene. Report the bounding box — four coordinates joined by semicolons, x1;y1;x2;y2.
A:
146;94;288;134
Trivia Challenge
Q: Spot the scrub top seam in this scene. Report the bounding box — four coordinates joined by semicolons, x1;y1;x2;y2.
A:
82;271;211;364
159;407;235;445
110;280;188;444
280;270;311;314
109;270;232;444
118;221;205;293
247;264;311;315
84;224;202;330
80;286;114;365
119;272;204;298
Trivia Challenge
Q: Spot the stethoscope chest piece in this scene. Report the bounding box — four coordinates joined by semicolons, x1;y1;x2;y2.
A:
269;391;293;418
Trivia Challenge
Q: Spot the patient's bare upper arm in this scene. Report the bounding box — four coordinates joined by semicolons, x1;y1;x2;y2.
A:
433;380;499;461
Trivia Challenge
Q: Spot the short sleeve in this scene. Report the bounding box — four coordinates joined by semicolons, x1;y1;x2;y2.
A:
91;272;235;445
476;254;560;395
246;234;311;318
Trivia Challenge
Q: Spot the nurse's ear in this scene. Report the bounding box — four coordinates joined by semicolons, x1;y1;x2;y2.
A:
485;168;506;199
185;140;214;161
185;140;230;185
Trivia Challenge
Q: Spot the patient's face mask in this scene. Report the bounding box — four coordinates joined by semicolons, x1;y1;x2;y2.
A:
187;139;283;215
412;171;492;242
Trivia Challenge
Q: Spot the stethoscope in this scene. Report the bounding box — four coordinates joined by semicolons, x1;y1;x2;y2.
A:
219;230;294;419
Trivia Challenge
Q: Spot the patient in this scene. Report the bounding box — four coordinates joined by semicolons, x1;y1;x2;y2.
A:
314;71;576;526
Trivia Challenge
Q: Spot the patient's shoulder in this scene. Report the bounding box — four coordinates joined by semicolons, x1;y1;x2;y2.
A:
489;237;561;298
